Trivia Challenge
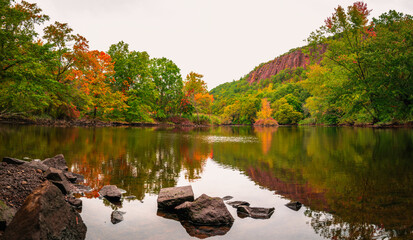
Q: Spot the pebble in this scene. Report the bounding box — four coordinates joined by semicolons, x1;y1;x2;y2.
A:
21;181;27;185
6;186;11;189
36;169;43;173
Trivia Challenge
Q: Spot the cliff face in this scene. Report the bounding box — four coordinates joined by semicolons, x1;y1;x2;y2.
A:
246;45;327;84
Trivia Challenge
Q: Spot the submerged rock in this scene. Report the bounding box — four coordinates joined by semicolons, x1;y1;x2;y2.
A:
236;205;275;219
226;201;250;208
4;181;87;240
285;201;302;211
99;185;122;201
157;185;194;209
111;210;125;224
222;196;233;201
42;154;68;171
175;194;234;226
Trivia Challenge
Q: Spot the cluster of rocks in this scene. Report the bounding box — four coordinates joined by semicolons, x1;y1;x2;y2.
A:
156;185;278;238
0;154;88;239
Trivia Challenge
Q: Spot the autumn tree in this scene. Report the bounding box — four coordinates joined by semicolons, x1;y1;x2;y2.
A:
66;50;127;119
255;98;278;126
183;72;212;122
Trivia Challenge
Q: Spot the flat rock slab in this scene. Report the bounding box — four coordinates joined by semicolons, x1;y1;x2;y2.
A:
99;185;122;201
237;205;275;219
23;161;49;172
285;201;302;211
175;194;234;226
226;201;250;208
157;185;194;209
45;167;64;181
222;196;233;201
4;181;87;240
2;157;26;165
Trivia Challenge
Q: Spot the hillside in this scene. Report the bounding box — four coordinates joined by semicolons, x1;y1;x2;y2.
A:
245;45;327;84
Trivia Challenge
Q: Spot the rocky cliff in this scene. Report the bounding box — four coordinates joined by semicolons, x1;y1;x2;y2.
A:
246;45;327;84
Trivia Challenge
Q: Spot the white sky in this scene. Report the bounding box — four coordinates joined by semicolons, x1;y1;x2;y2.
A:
30;0;413;90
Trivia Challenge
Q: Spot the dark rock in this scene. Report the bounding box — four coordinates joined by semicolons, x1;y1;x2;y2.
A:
64;171;77;183
45;167;65;181
4;181;87;240
175;194;234;226
99;185;122;201
42;154;68;171
71;172;85;183
51;179;76;195
23;160;49;172
226;201;250;208
66;196;82;208
285;201;302;211
111;210;125;224
0;200;16;231
157;185;194;209
157;209;232;239
222;196;233;201
2;157;26;165
236;205;275;219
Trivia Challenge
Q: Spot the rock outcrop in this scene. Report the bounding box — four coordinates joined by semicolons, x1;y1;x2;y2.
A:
4;181;87;240
245;45;327;84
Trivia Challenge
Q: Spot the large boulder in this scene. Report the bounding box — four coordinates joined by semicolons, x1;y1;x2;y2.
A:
45;167;65;181
157;185;194;209
42;154;68;171
175;194;234;226
99;185;122;201
4;181;87;240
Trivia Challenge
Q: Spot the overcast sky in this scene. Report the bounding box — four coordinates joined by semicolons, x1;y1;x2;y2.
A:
30;0;413;90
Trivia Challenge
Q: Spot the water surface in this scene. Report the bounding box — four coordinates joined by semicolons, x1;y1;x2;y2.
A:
1;125;412;239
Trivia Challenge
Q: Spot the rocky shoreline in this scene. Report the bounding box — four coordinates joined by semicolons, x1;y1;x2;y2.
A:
0;154;88;239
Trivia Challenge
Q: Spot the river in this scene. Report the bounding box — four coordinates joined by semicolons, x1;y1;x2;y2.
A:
1;124;412;239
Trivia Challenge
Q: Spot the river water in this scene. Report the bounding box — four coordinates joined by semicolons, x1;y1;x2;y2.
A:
1;124;412;239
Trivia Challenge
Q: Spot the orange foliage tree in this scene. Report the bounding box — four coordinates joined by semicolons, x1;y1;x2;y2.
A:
66;49;128;119
254;98;278;126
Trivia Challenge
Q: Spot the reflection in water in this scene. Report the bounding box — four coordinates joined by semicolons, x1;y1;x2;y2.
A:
1;124;412;239
157;210;232;239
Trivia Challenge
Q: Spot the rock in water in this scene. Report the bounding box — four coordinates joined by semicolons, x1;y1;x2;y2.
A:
285;201;302;211
42;154;68;171
4;181;87;240
175;194;234;226
222;196;233;201
111;210;125;224
99;185;122;201
157;185;194;209
226;201;250;208
237;205;275;219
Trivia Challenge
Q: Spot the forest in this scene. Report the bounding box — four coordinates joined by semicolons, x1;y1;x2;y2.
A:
211;2;412;126
1;1;412;126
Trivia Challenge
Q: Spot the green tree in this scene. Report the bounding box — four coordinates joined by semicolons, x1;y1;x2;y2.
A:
150;57;183;118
